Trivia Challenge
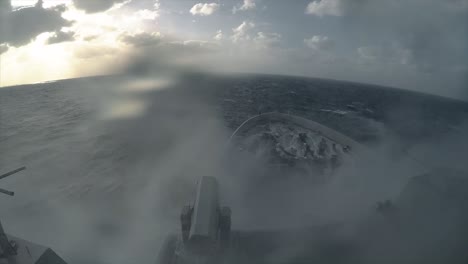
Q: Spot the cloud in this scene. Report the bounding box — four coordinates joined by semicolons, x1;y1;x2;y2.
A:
189;3;219;16
119;31;162;47
445;0;468;10
154;0;161;9
73;44;119;59
241;0;256;10
0;1;71;46
118;35;222;71
305;0;343;16
46;30;75;45
170;40;220;52
214;30;223;41
304;0;371;17
72;0;128;13
304;35;334;51
357;46;384;60
1;0;465;100
121;38;223;76
233;0;256;13
231;21;255;43
306;0;467;78
135;9;159;20
0;43;9;54
254;32;281;49
132;0;160;20
0;0;11;13
357;45;413;66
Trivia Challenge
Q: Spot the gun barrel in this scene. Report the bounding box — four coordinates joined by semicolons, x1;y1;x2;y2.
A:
188;176;219;249
0;188;14;196
0;167;26;180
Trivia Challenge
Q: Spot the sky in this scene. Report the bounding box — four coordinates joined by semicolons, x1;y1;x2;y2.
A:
0;0;467;99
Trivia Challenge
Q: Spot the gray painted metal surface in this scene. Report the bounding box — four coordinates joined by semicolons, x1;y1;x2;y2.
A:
189;176;220;244
0;235;67;264
0;167;68;264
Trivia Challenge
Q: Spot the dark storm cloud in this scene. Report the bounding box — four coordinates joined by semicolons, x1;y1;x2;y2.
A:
0;0;12;13
305;0;468;99
0;44;8;54
72;0;128;13
337;0;467;73
46;30;75;45
0;0;71;46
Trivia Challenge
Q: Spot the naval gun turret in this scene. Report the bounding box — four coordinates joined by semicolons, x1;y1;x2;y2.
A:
0;167;68;264
159;176;231;264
